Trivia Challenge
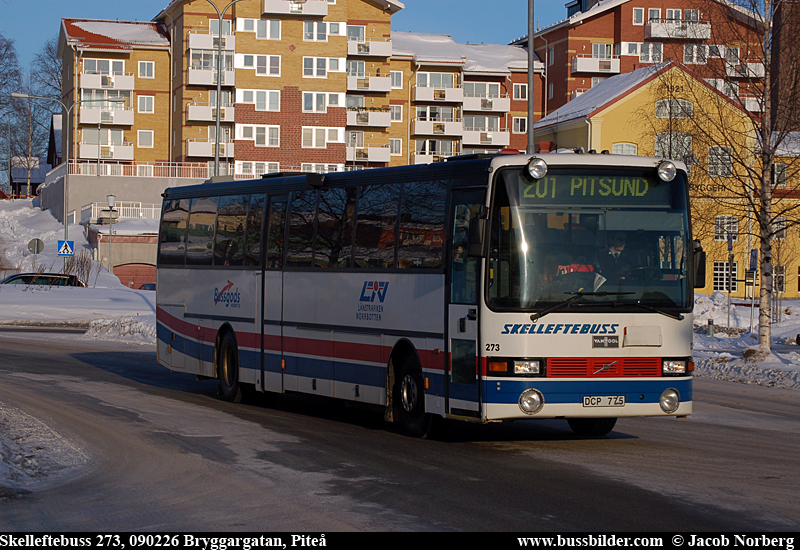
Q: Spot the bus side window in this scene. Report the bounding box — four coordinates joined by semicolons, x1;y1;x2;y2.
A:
247;194;268;267
186;197;218;266
398;180;447;270
214;194;248;267
353;184;399;269
286;190;318;268
158;199;190;266
315;187;356;268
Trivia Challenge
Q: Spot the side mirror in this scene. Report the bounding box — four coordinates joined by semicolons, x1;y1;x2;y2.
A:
467;218;487;257
693;240;706;288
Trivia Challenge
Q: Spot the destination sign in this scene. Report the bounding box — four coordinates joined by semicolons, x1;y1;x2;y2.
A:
511;172;673;207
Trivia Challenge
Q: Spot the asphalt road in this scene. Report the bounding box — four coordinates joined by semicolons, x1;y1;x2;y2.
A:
0;333;798;532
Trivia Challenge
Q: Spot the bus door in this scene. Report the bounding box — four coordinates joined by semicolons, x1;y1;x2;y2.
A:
261;195;287;393
446;189;484;419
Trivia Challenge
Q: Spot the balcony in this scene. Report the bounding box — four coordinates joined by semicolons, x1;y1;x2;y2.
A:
570;88;588;101
346;109;392;127
462;95;510;113
78;142;134;161
79;107;134;126
571;55;620;74
186;103;235;122
462;129;510;147
412;118;463;137
80;73;135;91
262;0;327;16
186;139;234;158
187;67;235;86
645;19;711;40
187;32;236;51
347;39;392;57
413;151;460;165
347;74;392;93
413;85;464;103
346;145;391;163
727;61;766;79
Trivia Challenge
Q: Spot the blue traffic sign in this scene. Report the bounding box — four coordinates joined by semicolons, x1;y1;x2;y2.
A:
57;240;75;257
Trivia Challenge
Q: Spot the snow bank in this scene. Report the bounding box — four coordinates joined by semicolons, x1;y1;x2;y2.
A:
82;314;157;345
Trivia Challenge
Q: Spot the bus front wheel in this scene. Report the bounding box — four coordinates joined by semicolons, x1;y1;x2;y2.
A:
218;331;243;403
396;360;432;438
567;417;617;437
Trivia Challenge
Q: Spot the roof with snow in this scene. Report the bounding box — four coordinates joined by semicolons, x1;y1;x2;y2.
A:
534;63;667;129
460;43;538;74
61;19;170;51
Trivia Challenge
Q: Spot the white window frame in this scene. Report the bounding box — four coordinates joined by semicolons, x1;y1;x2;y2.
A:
513;83;528;100
713;261;737;292
612;143;638;155
303;20;327;42
714;215;739;242
138;61;154;79
632;7;645;25
138;95;154;113
656;99;694;119
255;55;281;76
303;92;328;113
684;44;707;65
775;265;786;293
302;127;343;148
709;146;733;178
773;162;787;187
774;216;787;241
304;57;336;78
389;138;402;156
390;71;403;89
236;89;280;112
137;130;154;148
648;8;661;22
512;117;527;134
390;105;402;122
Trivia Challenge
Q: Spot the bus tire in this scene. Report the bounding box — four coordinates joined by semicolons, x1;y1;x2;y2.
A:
218;331;243;403
396;359;432;438
567;417;617;437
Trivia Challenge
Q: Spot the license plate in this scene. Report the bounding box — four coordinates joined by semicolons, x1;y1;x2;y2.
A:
583;395;625;407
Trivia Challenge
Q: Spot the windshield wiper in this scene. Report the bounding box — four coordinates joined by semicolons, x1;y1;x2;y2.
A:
615;301;685;321
530;291;634;322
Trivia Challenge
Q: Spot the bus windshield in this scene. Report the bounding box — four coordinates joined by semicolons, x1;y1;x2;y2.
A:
487;166;691;312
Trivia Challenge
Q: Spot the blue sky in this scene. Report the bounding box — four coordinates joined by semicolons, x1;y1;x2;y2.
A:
0;0;565;69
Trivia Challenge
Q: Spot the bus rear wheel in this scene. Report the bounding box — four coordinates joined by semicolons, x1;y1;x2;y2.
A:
396;360;432;438
218;331;243;403
567;418;617;437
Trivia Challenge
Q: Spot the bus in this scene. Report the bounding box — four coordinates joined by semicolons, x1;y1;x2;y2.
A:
156;151;705;437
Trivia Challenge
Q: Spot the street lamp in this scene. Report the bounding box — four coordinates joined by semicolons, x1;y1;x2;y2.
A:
527;0;536;154
202;0;246;177
106;193;116;278
10;92;125;270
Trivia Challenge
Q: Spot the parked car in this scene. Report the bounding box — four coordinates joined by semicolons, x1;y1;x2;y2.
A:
0;273;86;287
139;282;156;291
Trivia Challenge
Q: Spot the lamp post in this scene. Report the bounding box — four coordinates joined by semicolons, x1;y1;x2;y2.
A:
527;0;536;154
106;193;116;278
202;0;246;177
10;92;125;270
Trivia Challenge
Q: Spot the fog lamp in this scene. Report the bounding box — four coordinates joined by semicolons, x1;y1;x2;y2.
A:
659;388;680;413
519;388;544;415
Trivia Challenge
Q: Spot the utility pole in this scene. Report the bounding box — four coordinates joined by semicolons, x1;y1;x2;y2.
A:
527;0;536;154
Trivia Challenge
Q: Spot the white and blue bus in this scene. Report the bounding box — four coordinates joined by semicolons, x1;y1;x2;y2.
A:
156;152;705;437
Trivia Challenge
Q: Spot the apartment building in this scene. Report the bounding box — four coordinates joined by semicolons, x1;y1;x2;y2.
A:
516;0;765;118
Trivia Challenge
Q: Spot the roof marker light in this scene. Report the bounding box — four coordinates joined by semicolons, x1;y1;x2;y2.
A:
527;158;548;180
657;160;677;182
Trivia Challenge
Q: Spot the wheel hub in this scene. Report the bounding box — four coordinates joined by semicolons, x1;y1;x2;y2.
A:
401;374;418;413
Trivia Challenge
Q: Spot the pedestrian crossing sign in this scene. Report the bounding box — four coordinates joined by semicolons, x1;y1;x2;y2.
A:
57;240;75;257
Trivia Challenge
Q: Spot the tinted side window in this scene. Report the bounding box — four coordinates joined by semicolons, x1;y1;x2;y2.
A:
215;194;249;266
398;180;447;269
286;190;318;268
246;194;267;267
186;197;219;266
353;184;399;269
315;187;357;268
266;199;286;269
159;199;190;265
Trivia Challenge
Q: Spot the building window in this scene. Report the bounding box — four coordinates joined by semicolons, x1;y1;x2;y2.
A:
390;105;402;122
775;265;786;293
773;163;787;187
391;71;403;89
709;146;733;178
303;20;327;41
655;132;692;165
512;117;527;134
346;25;366;42
138;95;154;113
549;47;555;65
633;7;644;25
390;138;402;156
656;99;693;118
138;130;154;148
684;44;707;64
714;216;739;242
302;127;341;148
640;43;663;63
513;83;528;100
416;72;456;89
592;43;613;59
685;9;699;21
774;217;786;240
304;57;332;78
256;55;281;76
303;92;327;113
138;61;154;79
256;19;281;39
713;261;737;292
83;58;124;75
648;8;661;22
612;143;638;155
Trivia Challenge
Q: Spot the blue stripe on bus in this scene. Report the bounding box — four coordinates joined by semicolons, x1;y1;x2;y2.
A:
482;378;692;405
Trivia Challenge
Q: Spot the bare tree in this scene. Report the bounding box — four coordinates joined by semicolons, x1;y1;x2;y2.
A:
31;35;62;110
9;71;50;197
0;32;21;194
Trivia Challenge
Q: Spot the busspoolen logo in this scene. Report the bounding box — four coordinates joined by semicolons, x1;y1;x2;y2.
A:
214;280;241;308
360;281;389;303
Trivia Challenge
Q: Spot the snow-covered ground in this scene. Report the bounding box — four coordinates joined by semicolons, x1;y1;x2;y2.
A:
1;198;799;489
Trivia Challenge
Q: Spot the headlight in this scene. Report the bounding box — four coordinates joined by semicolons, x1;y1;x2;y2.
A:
519;388;544;415
514;360;541;375
657;160;677;182
659;388;680;413
527;158;548;179
662;359;687;375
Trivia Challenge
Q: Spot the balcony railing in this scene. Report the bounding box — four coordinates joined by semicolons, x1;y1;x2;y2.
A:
645;18;711;40
413;85;464;103
462;128;510;147
726;61;766;79
347;38;392;57
571;55;621;74
346;109;392;127
413;150;461;165
462;95;510;112
187;31;236;51
66;160;227;179
80;73;135;91
81;201;161;225
346;144;391;163
262;0;327;16
187;66;235;86
186;102;235;122
186;139;234;158
79;107;134;126
78;142;134;161
412;117;463;137
347;73;392;93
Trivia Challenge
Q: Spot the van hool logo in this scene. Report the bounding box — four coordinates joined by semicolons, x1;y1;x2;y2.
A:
359;281;389;303
214;280;241;308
